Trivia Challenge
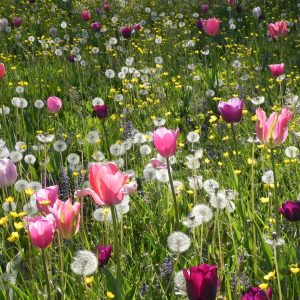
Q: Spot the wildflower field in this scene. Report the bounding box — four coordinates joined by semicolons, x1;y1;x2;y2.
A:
1;0;300;299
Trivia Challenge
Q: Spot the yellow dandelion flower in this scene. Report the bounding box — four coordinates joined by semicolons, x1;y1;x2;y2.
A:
106;291;115;299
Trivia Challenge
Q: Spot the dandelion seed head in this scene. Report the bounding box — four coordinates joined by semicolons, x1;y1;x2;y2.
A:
167;231;191;254
70;250;98;276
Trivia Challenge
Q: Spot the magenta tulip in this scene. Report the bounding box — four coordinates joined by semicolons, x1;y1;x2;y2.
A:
183;264;218;300
49;199;81;239
103;2;110;12
279;200;300;222
120;26;133;38
218;98;244;123
242;287;272;299
268;20;288;39
256;108;292;148
201;18;221;36
153;127;179;158
0;63;6;79
27;215;56;249
81;10;91;21
35;185;60;215
91;22;102;31
269;64;285;77
0;159;17;188
75;163;129;206
93;104;109;119
47;96;62;113
97;245;112;268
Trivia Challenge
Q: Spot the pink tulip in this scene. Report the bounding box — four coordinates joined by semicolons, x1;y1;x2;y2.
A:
268;20;288;39
0;159;17;188
12;17;22;27
256;108;292;148
0;63;6;79
269;63;285;77
201;18;221;36
81;10;91;21
227;0;235;5
27;215;56;248
35;185;60;214
75;163;129;206
153;127;179;158
47;96;62;113
49;199;80;239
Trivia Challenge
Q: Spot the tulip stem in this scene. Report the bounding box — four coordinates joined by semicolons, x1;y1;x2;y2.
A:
274;243;283;300
110;205;122;294
41;248;52;300
101;120;112;161
251;140;258;278
270;149;279;234
166;157;179;229
58;233;65;291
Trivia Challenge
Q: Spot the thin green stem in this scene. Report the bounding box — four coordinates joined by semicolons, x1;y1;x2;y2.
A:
110;205;122;294
270;149;279;234
251;141;258;278
274;244;283;300
101;120;112;161
166;157;179;229
58;233;65;292
41;248;52;300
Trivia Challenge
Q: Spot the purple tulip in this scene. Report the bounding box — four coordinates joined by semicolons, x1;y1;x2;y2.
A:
68;55;76;62
218;98;244;123
91;22;102;32
95;7;101;15
12;17;22;27
0;159;18;188
120;26;133;38
196;19;202;29
97;245;112;268
279;200;300;221
93;105;109;119
183;264;218;300
242;287;272;300
201;4;209;13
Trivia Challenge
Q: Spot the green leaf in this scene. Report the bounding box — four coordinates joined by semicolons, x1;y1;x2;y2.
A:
104;268;123;300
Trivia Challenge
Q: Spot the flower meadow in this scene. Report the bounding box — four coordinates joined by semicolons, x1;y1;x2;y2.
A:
1;0;300;299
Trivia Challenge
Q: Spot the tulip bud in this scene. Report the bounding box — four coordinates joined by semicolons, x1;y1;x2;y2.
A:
0;159;17;188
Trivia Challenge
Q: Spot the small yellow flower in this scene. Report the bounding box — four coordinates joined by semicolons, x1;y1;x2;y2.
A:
106;291;115;299
14;222;24;230
7;232;19;243
234;170;241;175
290;264;300;274
260;197;269;204
247;158;257;165
187;190;195;195
264;270;276;280
25;188;35;196
5;196;14;203
72;172;79;177
0;216;9;226
259;283;269;291
85;276;94;285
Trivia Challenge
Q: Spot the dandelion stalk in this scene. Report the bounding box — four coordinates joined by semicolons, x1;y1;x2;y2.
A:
166;157;179;229
41;248;52;300
110;205;122;294
273;243;283;300
270;149;279;234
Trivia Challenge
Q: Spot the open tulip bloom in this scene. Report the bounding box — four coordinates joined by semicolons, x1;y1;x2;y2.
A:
75;162;135;206
255;108;292;148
